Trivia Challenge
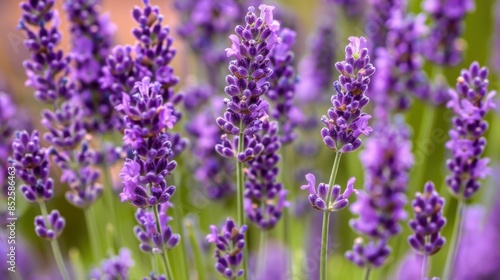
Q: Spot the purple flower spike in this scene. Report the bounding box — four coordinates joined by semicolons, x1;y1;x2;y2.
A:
10;130;53;202
446;62;496;199
301;173;357;212
216;5;281;139
422;0;475;66
322;37;375;153
206;218;247;279
267;28;304;145
64;0;117;133
345;237;391;268
134;202;180;253
34;210;65;240
91;248;134;280
408;182;447;256
215;134;265;163
244;120;289;230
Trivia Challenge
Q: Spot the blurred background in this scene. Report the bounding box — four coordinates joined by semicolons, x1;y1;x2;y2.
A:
1;0;499;279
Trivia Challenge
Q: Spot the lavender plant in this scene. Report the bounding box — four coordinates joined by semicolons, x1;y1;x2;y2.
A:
346;122;412;277
215;5;281;278
443;61;496;278
408;182;447;279
300;36;374;280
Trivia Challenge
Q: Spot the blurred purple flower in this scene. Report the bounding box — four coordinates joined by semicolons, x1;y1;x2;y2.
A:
91;248;134;279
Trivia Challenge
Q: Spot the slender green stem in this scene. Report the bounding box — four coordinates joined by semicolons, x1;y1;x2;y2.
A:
84;208;100;262
363;268;372;280
443;200;465;279
151;254;159;275
161;252;175;280
258;230;268;275
69;248;85;280
186;219;207;280
39;202;71;280
102;165;119;237
153;205;175;280
236;122;248;279
421;254;428;280
320;152;343;280
171;172;190;280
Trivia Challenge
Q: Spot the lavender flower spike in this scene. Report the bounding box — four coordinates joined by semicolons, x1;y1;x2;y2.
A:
206;218;248;279
322;37;375;153
408;182;447;256
34;210;65;240
446;61;496;199
216;5;280;139
91;248;135;279
345;237;391;268
301;174;357;212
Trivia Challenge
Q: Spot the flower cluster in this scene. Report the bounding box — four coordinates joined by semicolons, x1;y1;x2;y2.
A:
19;0;102;209
216;5;280;138
366;0;405;52
134;203;180;253
446;62;496;199
345;237;391;268
206;218;248;279
267;28;303;144
103;0;186;155
322;37;375;153
34;210;65;240
301;174;356;212
422;0;475;66
347;123;413;267
371;11;429;119
91;248;135;279
244;120;288;229
408;182;447;256
64;0;117;133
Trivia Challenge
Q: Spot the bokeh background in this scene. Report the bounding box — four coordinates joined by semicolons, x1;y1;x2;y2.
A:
1;0;499;279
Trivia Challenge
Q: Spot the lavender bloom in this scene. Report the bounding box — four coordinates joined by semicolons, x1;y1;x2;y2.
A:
134;202;180;253
244;120;289;229
206;218;248;279
446;62;496;199
345;237;391;268
91;248;134;280
422;0;475;66
322;37;375;153
115;77;177;149
267;28;304;144
301;173;357;212
350;123;413;238
371;12;429;118
10;131;53;202
64;0;117;133
216;5;280;140
34;210;65;240
296;19;336;103
408;182;447;256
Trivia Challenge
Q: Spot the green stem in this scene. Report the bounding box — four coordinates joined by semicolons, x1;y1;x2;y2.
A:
171;172;190;280
320;152;343;280
363;268;372;280
236;122;248;279
153;205;175;280
39;202;71;280
84;208;100;262
69;248;85;280
413;104;437;193
151;254;159;275
443;200;465;279
161;252;175;280
102;165;119;239
280;146;292;277
186;219;207;280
